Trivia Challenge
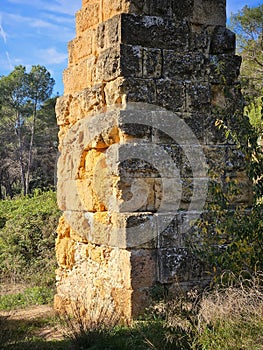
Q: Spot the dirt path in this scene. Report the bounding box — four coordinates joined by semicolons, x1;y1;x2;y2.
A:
0;305;65;341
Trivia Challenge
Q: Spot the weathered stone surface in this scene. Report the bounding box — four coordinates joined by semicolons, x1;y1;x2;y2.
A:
68;29;94;66
191;0;226;26
210;26;236;54
76;2;101;33
163;50;206;80
130;249;157;314
208;54;242;85
156;79;184;111
55;0;250;321
121;14;190;50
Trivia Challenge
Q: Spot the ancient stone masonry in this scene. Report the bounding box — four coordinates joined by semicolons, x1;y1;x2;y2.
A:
55;0;252;320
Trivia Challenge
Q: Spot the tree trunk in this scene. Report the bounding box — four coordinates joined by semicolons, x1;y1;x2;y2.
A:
25;102;37;195
16;111;26;195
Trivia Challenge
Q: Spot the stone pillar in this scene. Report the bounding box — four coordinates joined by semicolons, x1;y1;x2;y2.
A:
55;0;252;320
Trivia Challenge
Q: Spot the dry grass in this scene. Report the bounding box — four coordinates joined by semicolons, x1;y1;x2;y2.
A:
194;272;263;349
60;292;122;349
199;273;263;327
148;273;263;349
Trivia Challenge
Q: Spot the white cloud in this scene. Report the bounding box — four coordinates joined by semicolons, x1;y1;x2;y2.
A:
43;13;73;25
44;0;82;15
30;19;58;29
7;0;81;16
0;16;7;43
36;47;67;65
0;11;75;42
5;51;13;69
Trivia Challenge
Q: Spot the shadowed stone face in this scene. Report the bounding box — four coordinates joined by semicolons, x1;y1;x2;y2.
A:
191;0;226;25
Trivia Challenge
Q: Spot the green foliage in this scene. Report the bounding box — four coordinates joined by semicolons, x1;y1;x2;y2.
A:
195;318;263;350
0;190;60;285
0;286;54;310
245;96;263;132
0;65;57;197
192;115;263;279
191;206;263;281
189;65;263;280
230;4;263;100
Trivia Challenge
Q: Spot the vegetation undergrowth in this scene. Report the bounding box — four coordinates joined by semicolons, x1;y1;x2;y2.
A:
0;190;60;288
52;272;262;350
0;286;54;311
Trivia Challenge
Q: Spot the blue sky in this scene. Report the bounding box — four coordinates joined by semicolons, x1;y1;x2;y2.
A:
0;0;261;95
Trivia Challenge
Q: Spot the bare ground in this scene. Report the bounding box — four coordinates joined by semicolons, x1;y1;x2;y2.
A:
0;299;65;342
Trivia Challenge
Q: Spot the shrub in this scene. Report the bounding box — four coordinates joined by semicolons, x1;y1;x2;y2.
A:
0;190;60;286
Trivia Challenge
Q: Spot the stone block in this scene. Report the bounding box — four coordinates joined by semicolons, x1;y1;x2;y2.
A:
104;77;126;106
63;57;96;94
68;29;94;66
103;0;130;21
130;249;157;288
171;0;194;19
57;179;85;211
94;45;143;82
156;79;184;111
93;46;120;82
178;113;205;142
56;94;72;127
123;77;156;104
110;212;158;248
117;158;160;179
67;84;106;123
64;211;92;242
163;50;206;80
115;177;157;212
56;229;76;269
158;245;207;284
161;143;207;178
151;110;206;147
210;27;236;54
118;120;152;142
178;211;203;237
76;2;101;34
57;149;81;181
189;26;210;52
130;248;157;315
55;243;133;320
157;247;188;283
96;16;121;51
129;0;173;17
143;48;162;78
104;77;156;105
121;14;190;50
121;45;143;77
191;0;226;26
157;213;181;248
185;82;211;112
208;54;242;85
